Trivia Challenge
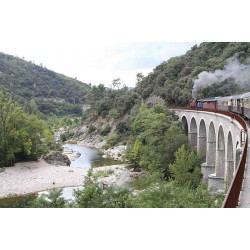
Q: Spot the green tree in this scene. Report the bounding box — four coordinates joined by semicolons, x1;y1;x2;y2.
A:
127;104;188;175
108;108;120;120
128;180;224;208
0;91;50;167
112;78;121;90
131;104;169;145
31;189;68;208
130;139;143;168
169;145;201;188
163;122;189;166
136;73;145;87
73;169;131;208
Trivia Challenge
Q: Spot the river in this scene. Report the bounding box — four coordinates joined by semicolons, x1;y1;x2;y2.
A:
0;144;123;208
63;143;123;168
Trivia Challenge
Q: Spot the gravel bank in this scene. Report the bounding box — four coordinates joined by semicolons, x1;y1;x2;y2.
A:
0;160;129;199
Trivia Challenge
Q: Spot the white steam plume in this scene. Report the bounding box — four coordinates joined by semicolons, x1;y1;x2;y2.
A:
192;55;250;98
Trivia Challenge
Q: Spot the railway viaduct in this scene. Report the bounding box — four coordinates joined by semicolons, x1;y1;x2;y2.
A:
171;108;250;208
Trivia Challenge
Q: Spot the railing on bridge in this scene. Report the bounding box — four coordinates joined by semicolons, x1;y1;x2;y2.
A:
171;107;248;208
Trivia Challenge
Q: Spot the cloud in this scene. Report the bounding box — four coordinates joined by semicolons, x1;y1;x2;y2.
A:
0;42;197;87
106;43;197;71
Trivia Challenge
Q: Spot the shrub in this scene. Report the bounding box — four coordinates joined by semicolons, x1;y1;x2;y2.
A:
73;169;131;208
88;125;96;134
60;131;75;142
129;171;163;190
93;169;114;178
116;120;130;134
101;110;109;118
31;189;68;208
103;133;120;149
109;109;120;120
100;124;111;136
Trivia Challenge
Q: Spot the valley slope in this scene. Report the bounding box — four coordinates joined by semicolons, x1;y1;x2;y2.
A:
0;52;89;116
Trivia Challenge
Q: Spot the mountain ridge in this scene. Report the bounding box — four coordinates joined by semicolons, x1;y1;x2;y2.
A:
0;52;90;116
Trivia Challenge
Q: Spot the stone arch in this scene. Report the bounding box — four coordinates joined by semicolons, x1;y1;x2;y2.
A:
198;119;207;157
226;132;234;184
216;126;225;178
181;116;188;135
189;117;197;147
207;121;216;166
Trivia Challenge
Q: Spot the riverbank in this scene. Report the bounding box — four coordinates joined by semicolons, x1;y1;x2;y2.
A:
63;146;81;162
0;160;130;199
77;136;127;161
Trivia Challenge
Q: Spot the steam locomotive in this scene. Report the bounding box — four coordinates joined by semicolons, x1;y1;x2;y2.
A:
190;92;250;120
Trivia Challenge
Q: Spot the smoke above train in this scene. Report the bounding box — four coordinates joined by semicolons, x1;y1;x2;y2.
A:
192;55;250;98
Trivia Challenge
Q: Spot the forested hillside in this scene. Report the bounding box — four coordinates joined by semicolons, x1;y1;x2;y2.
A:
0;52;89;116
135;42;250;106
79;42;250;154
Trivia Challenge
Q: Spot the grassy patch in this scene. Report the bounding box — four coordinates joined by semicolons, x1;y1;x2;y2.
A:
92;155;124;168
125;165;134;170
129;172;163;191
94;169;115;178
66;140;77;144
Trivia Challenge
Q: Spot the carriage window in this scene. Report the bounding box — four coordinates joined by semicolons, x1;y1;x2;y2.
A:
246;98;250;108
244;99;247;107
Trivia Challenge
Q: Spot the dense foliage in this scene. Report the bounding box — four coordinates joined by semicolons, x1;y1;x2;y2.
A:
83;84;141;147
0;52;89;116
135;42;250;106
28;167;225;208
0;91;53;167
169;145;201;188
86;85;141;119
125;104;195;178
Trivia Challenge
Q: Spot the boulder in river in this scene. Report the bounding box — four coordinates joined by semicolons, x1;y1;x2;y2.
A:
44;152;71;166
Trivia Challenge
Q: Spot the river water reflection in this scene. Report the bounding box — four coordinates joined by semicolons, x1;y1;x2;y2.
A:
63;143;123;168
63;144;101;168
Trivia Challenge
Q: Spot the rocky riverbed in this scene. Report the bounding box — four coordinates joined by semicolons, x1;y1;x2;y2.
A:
74;124;127;161
63;147;81;162
0;160;131;199
77;136;127;161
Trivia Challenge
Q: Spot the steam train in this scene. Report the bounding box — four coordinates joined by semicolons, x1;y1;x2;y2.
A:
190;92;250;120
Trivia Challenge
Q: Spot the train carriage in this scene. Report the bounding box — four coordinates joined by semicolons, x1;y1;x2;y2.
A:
241;92;250;119
217;96;232;112
202;98;218;110
190;92;250;120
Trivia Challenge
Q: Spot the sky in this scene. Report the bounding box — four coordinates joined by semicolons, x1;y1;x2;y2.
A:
0;42;197;87
0;1;201;87
0;1;248;88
